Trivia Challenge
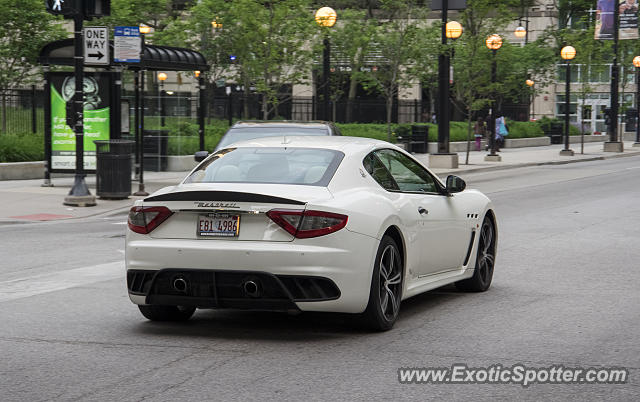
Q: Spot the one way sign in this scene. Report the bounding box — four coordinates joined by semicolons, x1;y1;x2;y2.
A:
84;27;109;65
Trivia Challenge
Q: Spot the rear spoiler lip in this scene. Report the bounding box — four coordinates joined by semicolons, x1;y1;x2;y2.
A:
143;191;305;205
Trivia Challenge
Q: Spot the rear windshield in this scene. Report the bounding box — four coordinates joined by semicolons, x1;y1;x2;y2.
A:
184;147;344;186
216;126;329;149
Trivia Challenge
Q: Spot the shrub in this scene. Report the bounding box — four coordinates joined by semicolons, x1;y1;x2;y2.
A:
0;133;44;162
166;120;229;155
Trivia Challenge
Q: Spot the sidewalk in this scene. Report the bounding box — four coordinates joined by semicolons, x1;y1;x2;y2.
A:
419;140;640;175
1;141;639;223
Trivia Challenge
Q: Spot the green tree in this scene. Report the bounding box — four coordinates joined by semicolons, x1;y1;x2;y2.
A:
166;0;315;119
359;0;435;140
327;8;377;122
96;0;174;31
449;0;555;162
0;0;66;133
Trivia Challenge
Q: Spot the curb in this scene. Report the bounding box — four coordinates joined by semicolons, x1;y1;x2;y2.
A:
436;150;640;176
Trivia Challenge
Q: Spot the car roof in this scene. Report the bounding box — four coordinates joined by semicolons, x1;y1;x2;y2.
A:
232;120;334;129
221;135;393;153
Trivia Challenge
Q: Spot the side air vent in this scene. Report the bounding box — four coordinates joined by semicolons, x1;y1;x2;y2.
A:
277;276;341;301
127;270;158;295
463;231;476;267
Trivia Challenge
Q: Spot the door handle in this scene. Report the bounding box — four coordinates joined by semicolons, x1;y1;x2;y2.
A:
418;207;428;215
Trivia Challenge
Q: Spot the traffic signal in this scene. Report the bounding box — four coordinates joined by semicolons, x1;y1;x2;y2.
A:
604;108;612;126
45;0;80;16
45;0;110;17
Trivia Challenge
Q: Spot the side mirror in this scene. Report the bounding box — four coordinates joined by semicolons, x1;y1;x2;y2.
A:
445;175;466;193
194;151;209;162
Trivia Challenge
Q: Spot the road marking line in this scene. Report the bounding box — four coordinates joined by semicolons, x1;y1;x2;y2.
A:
0;261;123;303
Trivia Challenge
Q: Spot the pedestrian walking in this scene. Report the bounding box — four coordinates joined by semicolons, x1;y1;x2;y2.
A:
474;117;486;151
495;113;509;151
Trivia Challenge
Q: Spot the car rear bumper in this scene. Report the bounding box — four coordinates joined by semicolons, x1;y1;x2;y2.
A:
125;230;378;313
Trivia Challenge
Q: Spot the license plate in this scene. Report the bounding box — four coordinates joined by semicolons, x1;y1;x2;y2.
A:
198;214;240;237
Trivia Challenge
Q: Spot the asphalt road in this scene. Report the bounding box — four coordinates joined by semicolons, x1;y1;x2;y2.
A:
1;156;639;401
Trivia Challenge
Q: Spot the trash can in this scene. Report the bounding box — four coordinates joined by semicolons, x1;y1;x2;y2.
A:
94;139;134;199
548;122;563;144
410;125;429;153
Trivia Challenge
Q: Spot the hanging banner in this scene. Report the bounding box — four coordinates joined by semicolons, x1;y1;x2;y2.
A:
596;0;616;39
595;0;639;39
619;0;639;39
48;72;111;172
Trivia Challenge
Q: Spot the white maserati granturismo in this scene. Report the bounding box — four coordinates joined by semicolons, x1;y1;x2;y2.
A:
126;136;497;330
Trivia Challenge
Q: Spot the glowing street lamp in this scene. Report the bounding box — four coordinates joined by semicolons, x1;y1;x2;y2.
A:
315;7;337;121
157;72;167;127
484;34;502;161
315;7;337;27
560;46;576;156
445;21;463;39
526;79;535;120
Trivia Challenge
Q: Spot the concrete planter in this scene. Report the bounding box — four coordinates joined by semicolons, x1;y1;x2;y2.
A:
504;137;551;148
167;155;198;172
569;134;609;144
0;161;44;180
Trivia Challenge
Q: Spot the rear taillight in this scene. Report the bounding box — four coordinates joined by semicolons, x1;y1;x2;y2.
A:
266;209;348;239
127;206;173;234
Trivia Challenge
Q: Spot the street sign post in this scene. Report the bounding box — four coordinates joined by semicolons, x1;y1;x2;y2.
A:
114;26;141;63
84;27;109;66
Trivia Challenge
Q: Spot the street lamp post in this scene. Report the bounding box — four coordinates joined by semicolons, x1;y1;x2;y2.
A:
604;2;622;152
560;45;576;156
157;72;167;127
133;25;151;197
430;19;462;169
484;34;502;162
526;79;535;120
634;56;640;147
439;20;462;153
315;7;337;121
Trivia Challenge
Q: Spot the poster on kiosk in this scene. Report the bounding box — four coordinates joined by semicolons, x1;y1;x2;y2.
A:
47;72;111;173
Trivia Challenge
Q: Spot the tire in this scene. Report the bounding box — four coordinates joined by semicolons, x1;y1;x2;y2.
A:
456;215;496;292
362;235;404;331
138;305;196;321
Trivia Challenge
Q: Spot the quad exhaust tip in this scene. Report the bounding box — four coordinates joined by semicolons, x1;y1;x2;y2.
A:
172;277;188;293
243;280;262;298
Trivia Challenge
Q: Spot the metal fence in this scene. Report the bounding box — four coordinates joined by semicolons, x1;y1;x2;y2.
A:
202;94;529;124
0;87;45;134
204;94;433;124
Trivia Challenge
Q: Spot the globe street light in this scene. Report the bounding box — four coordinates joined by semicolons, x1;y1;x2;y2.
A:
157;72;167;127
134;24;152;196
445;21;463;39
315;7;337;121
526;79;535;120
633;56;640;147
515;26;526;41
560;45;576;156
433;19;463;167
485;34;502;161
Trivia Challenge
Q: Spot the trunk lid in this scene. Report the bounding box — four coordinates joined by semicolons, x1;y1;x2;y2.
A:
142;183;332;241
